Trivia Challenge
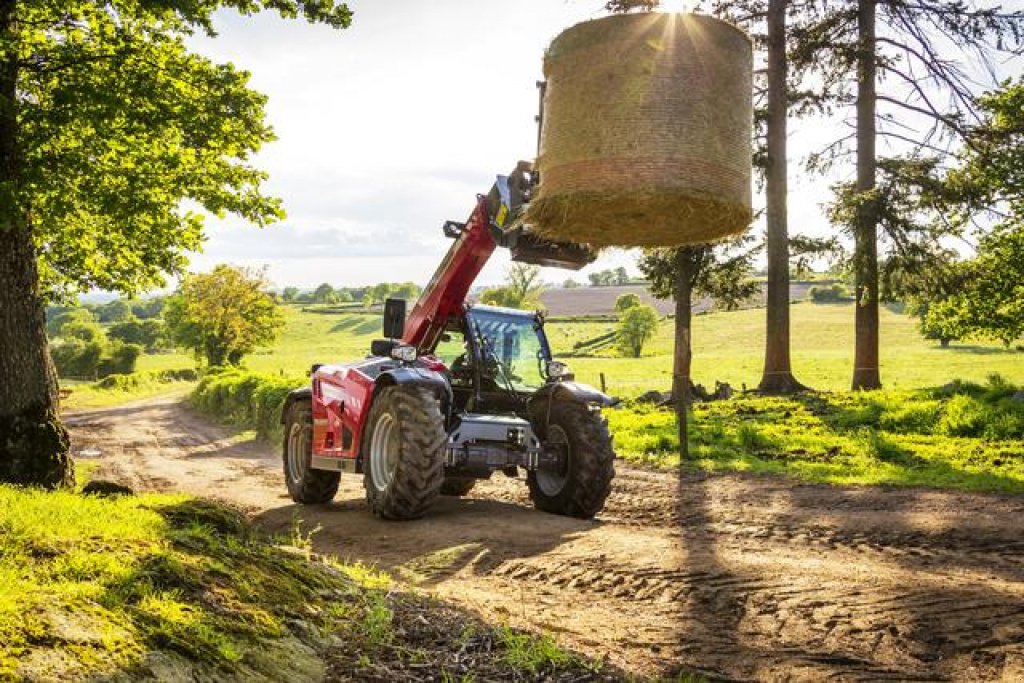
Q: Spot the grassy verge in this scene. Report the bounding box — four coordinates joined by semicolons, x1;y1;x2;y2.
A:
609;374;1024;494
61;370;198;411
0;473;612;681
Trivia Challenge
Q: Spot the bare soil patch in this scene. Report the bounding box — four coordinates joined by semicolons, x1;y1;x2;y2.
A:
67;397;1024;680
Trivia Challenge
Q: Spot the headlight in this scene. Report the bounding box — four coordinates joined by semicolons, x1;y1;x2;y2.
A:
391;345;417;362
547;361;570;379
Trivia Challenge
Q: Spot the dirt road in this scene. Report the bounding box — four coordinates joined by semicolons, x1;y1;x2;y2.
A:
66;397;1024;681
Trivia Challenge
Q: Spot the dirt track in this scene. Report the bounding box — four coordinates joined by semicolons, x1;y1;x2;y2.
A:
66;396;1024;681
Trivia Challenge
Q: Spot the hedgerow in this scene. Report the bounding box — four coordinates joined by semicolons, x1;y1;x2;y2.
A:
190;369;304;442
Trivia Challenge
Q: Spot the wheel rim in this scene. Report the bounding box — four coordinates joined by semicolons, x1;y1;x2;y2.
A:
287;421;307;485
369;412;398;492
536;424;571;496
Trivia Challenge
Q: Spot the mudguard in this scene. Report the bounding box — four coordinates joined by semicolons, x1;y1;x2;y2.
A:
376;367;453;414
529;380;617;411
280;386;312;424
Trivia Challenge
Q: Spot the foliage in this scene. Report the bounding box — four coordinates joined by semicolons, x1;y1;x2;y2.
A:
50;322;141;379
616;304;659;358
613;293;641;313
640;238;761;310
50;339;105;378
362;282;422;308
164;265;284;367
587;267;629;287
129;298;165;320
45;308;96;338
807;283;851;303
923;224;1024;346
281;287;300;303
607;374;1024;494
191;369;305;443
108;319;165;352
480;264;544;310
562;278;581;289
5;1;352;300
59;321;105;343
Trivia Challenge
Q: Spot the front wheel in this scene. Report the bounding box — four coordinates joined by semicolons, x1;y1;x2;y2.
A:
283;402;340;504
528;401;615;519
363;385;446;520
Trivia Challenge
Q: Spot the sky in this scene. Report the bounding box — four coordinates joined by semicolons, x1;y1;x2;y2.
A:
180;0;1014;291
182;0;808;289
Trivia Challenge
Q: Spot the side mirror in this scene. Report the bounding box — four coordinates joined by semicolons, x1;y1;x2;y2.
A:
383;298;406;339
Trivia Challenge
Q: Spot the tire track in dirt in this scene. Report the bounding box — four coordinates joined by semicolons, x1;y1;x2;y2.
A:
66;397;1024;681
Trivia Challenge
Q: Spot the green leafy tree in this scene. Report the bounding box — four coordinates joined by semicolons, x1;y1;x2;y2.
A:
480;264;545;309
108;318;165;352
45;308;95;338
562;278;580;289
313;283;335;304
924;225;1024;347
281;287;300;303
0;0;350;488
640;240;760;455
129;298;165;320
617;304;659;358
96;300;133;323
614;293;642;313
164;265;285;367
59;321;105;344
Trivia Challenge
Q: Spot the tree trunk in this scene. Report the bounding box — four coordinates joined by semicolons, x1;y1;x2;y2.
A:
0;1;74;489
758;0;806;395
851;0;881;391
672;249;694;460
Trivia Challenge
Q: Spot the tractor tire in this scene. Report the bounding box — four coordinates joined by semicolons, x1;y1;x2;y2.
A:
528;400;615;519
283;402;340;504
440;477;477;497
363;385;446;520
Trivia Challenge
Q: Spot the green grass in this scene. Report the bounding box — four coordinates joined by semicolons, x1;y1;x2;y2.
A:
0;477;375;679
1;469;600;680
608;374;1024;494
62;371;197;411
136;301;1023;398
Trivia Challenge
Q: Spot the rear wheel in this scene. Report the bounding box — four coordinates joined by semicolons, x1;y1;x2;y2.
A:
363;385;446;520
440;477;477;497
283;402;340;504
528;400;614;518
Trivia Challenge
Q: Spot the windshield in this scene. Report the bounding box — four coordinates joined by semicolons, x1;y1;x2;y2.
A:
467;308;550;392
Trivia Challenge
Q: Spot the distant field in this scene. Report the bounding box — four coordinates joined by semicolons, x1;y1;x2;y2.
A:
135;300;1024;396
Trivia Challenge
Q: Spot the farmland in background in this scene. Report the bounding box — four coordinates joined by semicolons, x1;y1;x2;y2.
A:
135;300;1024;395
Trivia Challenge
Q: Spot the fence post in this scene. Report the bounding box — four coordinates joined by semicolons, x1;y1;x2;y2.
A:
599;372;607;394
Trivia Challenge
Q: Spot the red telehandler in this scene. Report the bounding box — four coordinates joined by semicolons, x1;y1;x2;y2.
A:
280;162;616;520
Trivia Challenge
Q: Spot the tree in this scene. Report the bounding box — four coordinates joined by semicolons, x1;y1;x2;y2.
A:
313;283;335;304
617;304;660;357
791;0;1024;389
281;287;300;303
108;318;165;352
614;293;642;313
0;1;350;487
562;278;580;289
481;264;545;309
130;297;165;320
45;308;95;338
96;299;133;323
640;240;760;455
613;266;629;285
164;265;285;367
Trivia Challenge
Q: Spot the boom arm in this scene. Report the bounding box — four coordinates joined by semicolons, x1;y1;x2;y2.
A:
403;164;596;353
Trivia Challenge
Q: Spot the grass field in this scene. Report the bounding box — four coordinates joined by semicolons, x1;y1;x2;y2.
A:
136;301;1024;396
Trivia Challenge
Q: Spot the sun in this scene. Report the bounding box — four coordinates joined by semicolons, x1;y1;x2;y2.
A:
661;0;690;13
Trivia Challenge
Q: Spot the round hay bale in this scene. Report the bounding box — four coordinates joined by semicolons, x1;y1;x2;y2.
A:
528;12;753;248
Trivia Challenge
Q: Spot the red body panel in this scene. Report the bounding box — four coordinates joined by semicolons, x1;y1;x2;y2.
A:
311;360;376;459
403;197;495;353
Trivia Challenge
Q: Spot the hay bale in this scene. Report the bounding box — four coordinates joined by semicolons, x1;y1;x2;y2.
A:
528;12;753;248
